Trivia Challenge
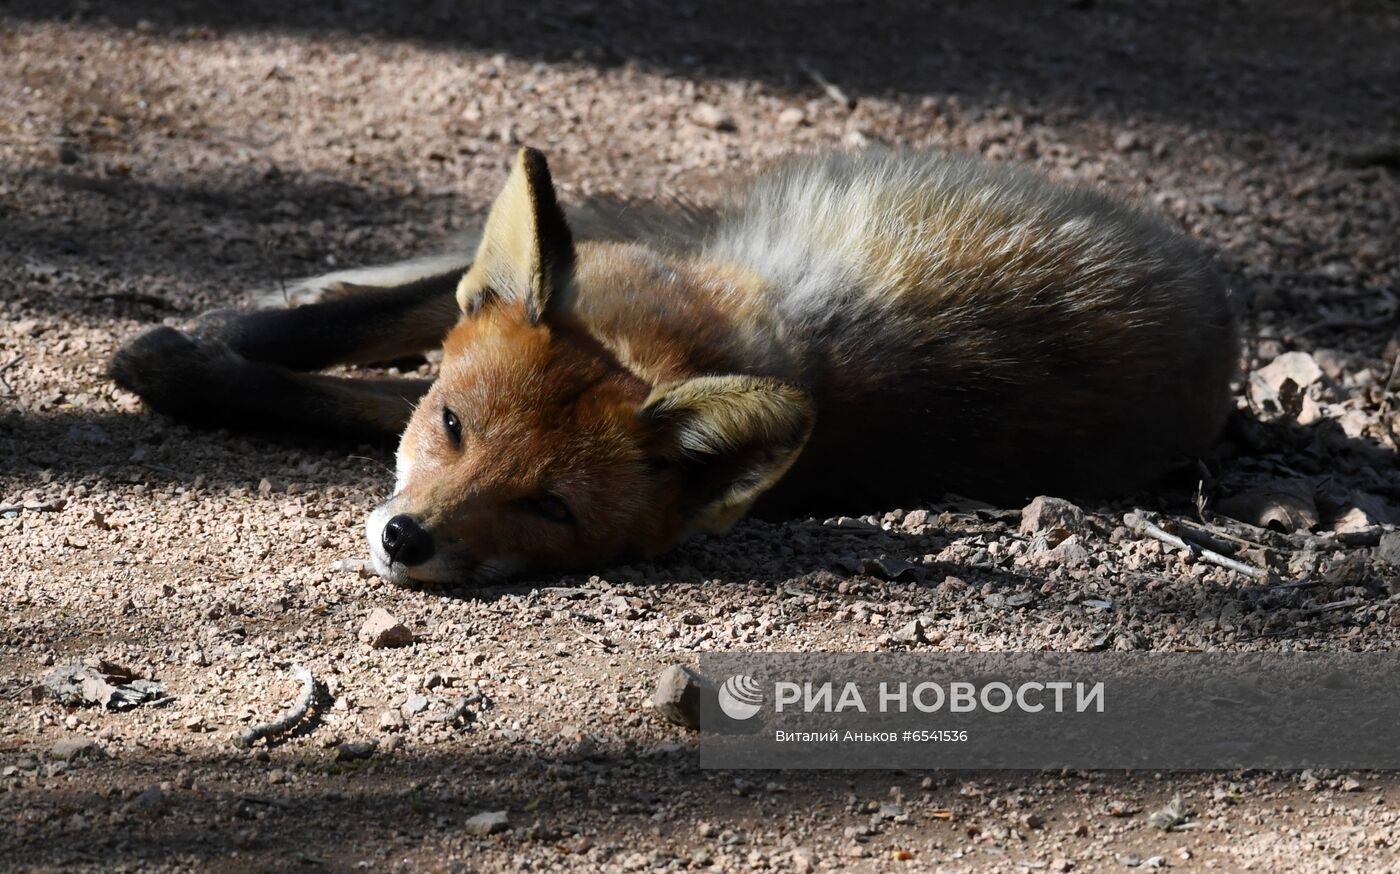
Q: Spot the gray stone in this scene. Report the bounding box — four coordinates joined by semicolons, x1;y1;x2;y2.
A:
651;664;711;729
1376;530;1400;569
877;801;906;820
335;740;378;762
132;785;166;815
403;694;429;715
50;737;106;761
38;660;164;710
1019;496;1085;542
891;619;923;644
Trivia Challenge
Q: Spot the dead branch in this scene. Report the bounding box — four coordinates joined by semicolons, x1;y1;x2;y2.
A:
1125;511;1271;581
1299;598;1366;617
428;686;490;724
1197;513;1382;550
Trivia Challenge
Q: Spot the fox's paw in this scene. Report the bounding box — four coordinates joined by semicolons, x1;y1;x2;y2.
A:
108;326;246;420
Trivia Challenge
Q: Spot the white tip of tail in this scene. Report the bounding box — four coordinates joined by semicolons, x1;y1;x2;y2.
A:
252;232;481;309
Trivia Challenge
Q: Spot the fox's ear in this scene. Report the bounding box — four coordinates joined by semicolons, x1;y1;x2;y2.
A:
457;148;574;322
640;376;815;534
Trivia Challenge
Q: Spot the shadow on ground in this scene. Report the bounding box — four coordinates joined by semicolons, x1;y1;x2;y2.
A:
0;166;454;325
5;745;1397;870
6;0;1398;149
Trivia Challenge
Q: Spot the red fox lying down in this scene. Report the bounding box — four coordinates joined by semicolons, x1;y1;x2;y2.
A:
111;148;1237;586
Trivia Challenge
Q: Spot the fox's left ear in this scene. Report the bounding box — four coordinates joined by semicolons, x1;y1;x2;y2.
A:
640;376;815;534
457;148;574;322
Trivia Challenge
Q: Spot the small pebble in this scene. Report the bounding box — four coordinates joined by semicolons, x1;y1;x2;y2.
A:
360;608;414;649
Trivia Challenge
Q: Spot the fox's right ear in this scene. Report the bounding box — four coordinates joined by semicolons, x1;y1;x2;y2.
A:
457;148;574;322
639;375;815;535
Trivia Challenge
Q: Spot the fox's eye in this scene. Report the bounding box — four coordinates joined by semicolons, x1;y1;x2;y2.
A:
442;407;462;448
521;494;572;525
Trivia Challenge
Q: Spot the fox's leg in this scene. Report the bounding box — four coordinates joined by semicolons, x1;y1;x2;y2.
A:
109;263;466;442
110;326;433;443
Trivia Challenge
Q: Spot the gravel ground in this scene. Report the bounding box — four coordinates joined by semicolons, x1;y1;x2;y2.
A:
3;2;1400;871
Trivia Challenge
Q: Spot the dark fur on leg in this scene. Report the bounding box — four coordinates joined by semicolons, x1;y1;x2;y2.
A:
109;327;430;444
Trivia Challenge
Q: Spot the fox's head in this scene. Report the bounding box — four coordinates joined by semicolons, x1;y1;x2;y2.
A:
367;149;813;585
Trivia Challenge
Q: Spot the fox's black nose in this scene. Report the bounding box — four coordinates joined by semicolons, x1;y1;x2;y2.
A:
382;514;433;566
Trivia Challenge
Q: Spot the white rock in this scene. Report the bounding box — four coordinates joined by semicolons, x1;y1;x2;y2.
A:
691;103;735;131
464;809;511;836
1255;351;1323;392
777;107;806;128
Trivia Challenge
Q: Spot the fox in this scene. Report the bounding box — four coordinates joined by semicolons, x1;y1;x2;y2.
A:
110;147;1238;586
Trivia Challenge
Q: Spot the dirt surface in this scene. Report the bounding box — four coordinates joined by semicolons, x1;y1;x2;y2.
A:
3;2;1400;871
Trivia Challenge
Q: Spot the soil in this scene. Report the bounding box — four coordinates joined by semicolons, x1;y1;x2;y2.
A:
2;1;1400;871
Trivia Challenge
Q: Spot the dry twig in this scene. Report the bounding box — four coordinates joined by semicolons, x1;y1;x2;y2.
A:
0;356;23;397
235;664;315;748
1379;344;1400;446
797;59;855;108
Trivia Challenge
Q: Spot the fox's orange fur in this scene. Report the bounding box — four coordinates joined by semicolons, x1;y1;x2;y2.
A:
111;147;1237;586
